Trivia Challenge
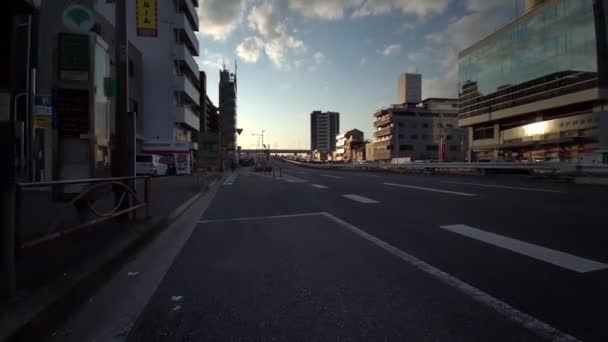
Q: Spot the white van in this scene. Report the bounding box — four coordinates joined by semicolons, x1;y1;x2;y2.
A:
136;154;168;176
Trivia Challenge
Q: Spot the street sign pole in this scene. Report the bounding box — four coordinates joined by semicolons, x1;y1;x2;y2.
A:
113;0;134;215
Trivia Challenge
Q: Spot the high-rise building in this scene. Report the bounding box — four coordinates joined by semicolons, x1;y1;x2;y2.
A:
310;111;340;153
198;71;220;170
219;65;238;166
96;0;201;174
398;73;422;104
459;0;608;162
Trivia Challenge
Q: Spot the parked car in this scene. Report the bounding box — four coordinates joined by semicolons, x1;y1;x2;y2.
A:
136;154;168;176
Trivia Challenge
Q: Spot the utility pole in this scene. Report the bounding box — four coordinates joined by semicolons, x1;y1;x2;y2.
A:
113;0;134;209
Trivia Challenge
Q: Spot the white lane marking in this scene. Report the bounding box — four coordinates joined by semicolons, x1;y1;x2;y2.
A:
282;173;307;183
223;174;238;185
320;213;581;342
312;184;329;189
440;181;563;193
383;183;477;197
320;174;343;179
440;224;608;273
342;194;379;204
199;212;322;224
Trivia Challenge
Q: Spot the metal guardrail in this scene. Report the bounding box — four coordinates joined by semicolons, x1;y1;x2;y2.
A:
16;176;150;249
277;157;608;174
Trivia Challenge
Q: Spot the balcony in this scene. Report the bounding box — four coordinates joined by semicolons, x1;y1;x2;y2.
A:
374;117;392;127
374;126;393;138
175;74;200;106
175;44;200;83
179;0;199;31
176;14;200;56
174;105;200;131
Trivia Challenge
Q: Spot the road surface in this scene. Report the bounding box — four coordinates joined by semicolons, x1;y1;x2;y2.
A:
53;160;608;341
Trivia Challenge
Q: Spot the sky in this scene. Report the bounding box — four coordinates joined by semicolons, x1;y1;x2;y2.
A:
194;0;526;150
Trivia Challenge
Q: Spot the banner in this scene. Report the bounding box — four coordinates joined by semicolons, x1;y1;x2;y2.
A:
136;0;158;37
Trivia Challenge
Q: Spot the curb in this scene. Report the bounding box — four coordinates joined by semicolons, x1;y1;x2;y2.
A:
1;177;219;342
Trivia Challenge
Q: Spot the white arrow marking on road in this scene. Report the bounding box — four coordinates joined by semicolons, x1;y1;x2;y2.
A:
440;181;563;193
312;184;328;189
383;183;477;197
320;174;343;179
440;224;608;273
223;174;238;185
342;194;379;204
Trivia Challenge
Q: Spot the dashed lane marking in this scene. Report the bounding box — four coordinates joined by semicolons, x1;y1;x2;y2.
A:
342;194;379;204
440;224;608;273
223;174;238;186
440;181;563;193
383;183;477;197
312;184;328;189
320;174;343;179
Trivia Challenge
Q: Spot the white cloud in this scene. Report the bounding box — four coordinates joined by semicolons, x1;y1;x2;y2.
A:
379;44;401;56
313;51;325;64
464;0;507;12
425;32;445;45
360;57;368;65
400;22;416;31
287;0;364;20
353;0;450;18
196;51;224;69
236;36;265;63
248;1;305;68
199;0;247;41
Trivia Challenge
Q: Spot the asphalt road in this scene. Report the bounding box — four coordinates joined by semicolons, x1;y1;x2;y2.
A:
55;160;608;341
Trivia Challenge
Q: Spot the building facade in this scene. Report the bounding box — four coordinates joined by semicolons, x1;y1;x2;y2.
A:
197;70;220;170
310;111;340;153
219;66;238;167
398;73;422;104
334;129;365;162
96;0;201;174
371;99;465;162
459;0;608;162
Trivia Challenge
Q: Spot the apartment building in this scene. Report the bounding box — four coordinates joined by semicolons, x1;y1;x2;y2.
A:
310;111;340;153
334;129;365;162
459;0;608;162
372;99;465;162
219;65;238;167
96;0;201;174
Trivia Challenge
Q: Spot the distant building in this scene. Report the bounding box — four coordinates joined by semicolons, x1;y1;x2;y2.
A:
459;0;608;162
310;111;340;153
371;99;465;162
335;129;365;162
219;65;238;167
198;71;220;171
398;73;422;104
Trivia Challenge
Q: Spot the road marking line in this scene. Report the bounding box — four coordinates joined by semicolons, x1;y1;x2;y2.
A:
342;194;379;204
440;224;608;273
312;184;328;189
223;174;238;185
199;212;323;224
320;174;343;179
383;183;477;197
440;181;563;193
320;212;581;342
282;174;307;183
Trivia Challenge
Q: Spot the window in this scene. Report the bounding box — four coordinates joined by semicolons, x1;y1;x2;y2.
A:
446;124;454;128
437;123;444;128
426;145;438;151
400;145;414;151
422;123;429;128
422;134;429;140
398;122;404;128
128;59;134;78
446;135;453;141
410;134;418;140
410;122;418;128
473;126;494;140
398;134;404;139
450;145;459;152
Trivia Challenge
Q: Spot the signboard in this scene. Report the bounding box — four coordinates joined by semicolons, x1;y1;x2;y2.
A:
58;33;90;81
136;0;158;37
54;88;90;137
62;4;95;34
34;105;53;129
104;78;116;97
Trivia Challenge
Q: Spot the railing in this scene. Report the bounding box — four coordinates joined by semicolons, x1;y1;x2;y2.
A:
16;176;150;250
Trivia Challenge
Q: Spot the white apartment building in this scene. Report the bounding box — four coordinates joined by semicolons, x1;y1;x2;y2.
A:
95;0;200;174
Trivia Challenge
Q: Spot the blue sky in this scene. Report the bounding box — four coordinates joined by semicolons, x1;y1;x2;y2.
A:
194;0;524;149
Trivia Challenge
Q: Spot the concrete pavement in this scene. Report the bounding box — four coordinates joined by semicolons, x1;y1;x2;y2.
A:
52;162;608;341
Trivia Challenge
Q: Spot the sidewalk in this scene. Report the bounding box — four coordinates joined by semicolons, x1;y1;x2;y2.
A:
0;173;221;341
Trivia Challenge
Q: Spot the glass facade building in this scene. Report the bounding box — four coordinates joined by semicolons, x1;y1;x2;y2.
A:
458;0;608;162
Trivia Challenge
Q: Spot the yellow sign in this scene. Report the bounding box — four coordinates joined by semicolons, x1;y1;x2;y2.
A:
136;0;158;37
35;116;52;129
